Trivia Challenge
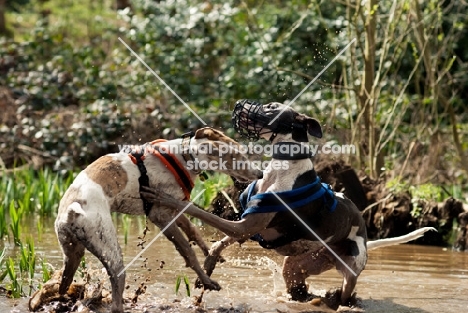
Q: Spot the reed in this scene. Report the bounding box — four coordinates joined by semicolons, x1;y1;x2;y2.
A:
41;259;52;284
9;200;22;246
175;274;191;297
121;215;131;245
38;168;70;215
19;237;36;295
0;248;6;282
0;168;75;243
5;257;23;298
0;200;6;239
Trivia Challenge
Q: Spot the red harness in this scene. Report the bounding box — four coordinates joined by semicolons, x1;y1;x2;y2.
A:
128;139;194;201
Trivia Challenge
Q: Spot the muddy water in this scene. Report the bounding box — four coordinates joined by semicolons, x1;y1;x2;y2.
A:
1;216;468;313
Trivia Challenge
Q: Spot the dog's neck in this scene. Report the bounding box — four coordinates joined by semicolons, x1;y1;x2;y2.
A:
257;134;314;193
271;142;313;160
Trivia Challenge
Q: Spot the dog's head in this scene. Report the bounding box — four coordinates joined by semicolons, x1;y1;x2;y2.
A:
190;127;263;182
232;99;322;142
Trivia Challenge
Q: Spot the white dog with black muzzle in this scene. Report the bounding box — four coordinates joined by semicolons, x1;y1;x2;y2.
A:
141;101;435;310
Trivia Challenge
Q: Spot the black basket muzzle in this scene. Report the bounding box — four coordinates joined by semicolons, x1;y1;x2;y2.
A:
232;99;272;140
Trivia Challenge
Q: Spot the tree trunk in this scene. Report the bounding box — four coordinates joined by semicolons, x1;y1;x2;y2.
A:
0;0;7;35
359;0;379;178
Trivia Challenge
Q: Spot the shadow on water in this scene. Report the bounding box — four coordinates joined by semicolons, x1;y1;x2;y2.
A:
1;215;467;313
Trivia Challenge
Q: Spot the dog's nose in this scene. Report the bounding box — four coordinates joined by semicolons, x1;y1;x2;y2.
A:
257;171;263;179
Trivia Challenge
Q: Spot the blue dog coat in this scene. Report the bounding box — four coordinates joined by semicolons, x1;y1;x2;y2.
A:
240;177;338;218
239;176;338;249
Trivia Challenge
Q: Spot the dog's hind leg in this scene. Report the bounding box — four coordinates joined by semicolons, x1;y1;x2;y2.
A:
334;246;367;307
335;227;367;306
56;203;125;313
55;228;85;295
149;212;221;291
176;215;210;256
282;248;334;302
80;219;125;313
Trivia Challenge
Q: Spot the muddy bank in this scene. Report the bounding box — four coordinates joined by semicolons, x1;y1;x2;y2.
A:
210;158;468;249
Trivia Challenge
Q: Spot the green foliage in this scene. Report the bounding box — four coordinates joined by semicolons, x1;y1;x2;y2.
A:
8;200;22;246
0;199;6;239
6;0;30;12
121;215;131;245
0;168;74;242
386;179;445;203
5;257;23;298
409;184;444;203
19;237;36;295
2;0;468;178
0;238;40;298
191;173;233;209
0;248;6;282
124;0;337;123
175;273;191;297
41;259;51;284
386;179;453;219
78;256;88;280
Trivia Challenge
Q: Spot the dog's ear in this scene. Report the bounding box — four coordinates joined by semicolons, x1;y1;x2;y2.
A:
305;117;322;138
295;114;322;139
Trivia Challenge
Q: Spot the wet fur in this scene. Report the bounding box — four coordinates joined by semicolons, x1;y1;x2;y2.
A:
141;103;435;309
53;127;262;313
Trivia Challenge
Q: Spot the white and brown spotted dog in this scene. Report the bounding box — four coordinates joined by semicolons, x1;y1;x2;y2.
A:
141;101;435;310
53;127;262;313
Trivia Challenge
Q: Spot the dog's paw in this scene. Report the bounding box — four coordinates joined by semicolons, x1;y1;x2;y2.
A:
203;256;219;276
288;284;316;302
202;279;222;291
194;278;203;289
195;278;221;291
322;288;360;311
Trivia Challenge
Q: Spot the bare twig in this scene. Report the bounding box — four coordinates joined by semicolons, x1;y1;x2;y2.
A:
362;193;393;216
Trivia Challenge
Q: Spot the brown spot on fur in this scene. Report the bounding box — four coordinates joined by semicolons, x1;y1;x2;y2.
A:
84;156;128;197
194;127;237;145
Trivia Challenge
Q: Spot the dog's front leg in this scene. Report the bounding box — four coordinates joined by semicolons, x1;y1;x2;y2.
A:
147;209;221;291
204;236;237;276
141;187;273;238
195;236;237;288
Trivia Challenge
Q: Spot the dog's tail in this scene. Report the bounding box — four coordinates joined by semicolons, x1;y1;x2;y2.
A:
367;227;437;251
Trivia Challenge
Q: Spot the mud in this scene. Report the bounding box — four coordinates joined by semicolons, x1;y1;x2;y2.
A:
3;236;468;313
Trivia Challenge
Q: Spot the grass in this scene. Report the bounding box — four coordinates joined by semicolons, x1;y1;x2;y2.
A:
4;257;23;298
19;238;36;296
0;168;75;244
0;167;74;297
0;166;237;298
0;238;39;298
175;274;191;297
40;258;52;284
8;200;22;246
